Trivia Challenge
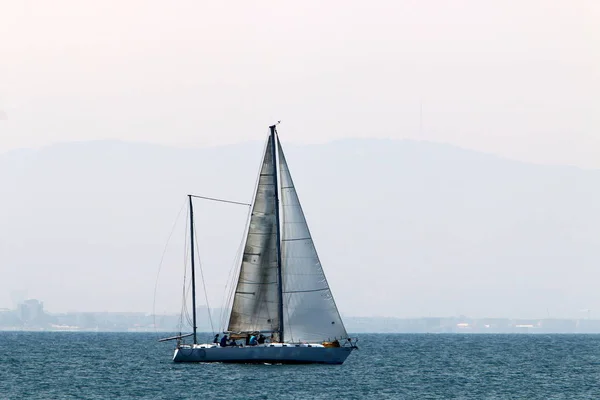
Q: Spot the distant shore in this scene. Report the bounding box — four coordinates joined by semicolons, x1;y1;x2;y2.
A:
3;312;600;334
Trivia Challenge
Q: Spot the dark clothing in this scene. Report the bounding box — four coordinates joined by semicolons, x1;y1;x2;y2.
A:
220;336;228;347
213;335;219;344
257;335;266;344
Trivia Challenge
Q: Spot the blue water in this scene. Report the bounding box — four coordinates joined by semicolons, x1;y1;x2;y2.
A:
1;332;599;399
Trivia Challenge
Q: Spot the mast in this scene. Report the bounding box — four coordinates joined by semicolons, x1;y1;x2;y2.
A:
188;194;198;344
270;124;284;342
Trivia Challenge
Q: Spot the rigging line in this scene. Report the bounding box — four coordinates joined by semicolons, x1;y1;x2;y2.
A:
178;214;189;335
152;199;187;338
180;219;188;331
189;194;251;207
182;276;194;329
180;208;196;334
184;231;194;330
184;278;194;328
193;218;215;335
219;231;246;331
181;210;194;332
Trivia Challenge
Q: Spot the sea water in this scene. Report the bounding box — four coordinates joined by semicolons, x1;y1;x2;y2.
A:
1;332;599;399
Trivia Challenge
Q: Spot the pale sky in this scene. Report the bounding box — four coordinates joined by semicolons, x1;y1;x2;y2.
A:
1;0;599;167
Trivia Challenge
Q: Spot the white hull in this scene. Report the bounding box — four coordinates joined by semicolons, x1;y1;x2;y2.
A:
173;343;354;364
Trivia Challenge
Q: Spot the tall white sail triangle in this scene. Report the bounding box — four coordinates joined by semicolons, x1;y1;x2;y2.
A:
277;137;348;343
227;139;280;334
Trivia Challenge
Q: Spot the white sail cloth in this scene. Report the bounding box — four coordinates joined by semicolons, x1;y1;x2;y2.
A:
277;140;348;343
227;139;280;334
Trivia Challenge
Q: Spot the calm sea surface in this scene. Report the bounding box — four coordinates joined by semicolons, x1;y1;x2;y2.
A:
1;332;599;399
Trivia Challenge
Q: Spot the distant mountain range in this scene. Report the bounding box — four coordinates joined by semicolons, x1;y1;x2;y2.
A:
1;138;598;320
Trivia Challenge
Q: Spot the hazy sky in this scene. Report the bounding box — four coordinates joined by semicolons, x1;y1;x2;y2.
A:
1;2;599;319
0;0;600;168
0;0;598;167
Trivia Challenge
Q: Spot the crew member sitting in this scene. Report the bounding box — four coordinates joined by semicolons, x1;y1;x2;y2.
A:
249;334;258;346
257;334;266;344
220;334;229;347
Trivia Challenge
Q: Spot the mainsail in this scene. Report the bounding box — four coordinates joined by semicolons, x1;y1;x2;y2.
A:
227;139;280;334
277;137;348;343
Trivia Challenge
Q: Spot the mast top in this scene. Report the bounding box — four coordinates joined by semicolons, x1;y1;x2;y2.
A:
269;121;281;133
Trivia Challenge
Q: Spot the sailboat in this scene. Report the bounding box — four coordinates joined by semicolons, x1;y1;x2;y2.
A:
164;124;357;364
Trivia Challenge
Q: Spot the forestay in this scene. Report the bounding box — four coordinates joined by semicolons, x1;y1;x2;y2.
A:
277;138;348;343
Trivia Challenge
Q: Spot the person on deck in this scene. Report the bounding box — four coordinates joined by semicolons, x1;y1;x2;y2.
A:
213;334;219;344
249;334;258;346
220;334;229;347
257;334;266;344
